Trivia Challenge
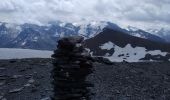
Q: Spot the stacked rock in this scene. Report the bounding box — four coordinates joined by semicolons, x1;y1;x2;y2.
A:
51;36;93;100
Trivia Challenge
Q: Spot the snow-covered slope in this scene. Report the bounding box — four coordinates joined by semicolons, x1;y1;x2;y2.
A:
0;21;109;50
125;26;165;43
0;21;166;50
147;28;170;43
85;28;170;62
99;42;168;62
0;48;52;59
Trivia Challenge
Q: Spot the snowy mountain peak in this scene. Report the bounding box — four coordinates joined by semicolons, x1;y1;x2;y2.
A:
0;21;169;50
127;26;140;31
146;28;170;43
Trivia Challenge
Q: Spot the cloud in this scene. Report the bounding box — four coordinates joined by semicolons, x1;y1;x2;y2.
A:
0;0;170;29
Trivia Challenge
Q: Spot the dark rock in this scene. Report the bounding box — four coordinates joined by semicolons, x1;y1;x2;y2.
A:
9;60;17;63
57;36;84;50
93;57;114;65
31;86;38;93
9;87;24;93
51;36;93;100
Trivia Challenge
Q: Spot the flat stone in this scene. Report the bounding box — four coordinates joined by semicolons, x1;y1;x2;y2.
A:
9;60;17;63
28;78;35;84
115;90;121;94
19;69;26;72
31;87;38;93
0;67;6;70
2;98;7;100
0;81;5;86
9;87;24;93
0;96;3;99
24;83;31;87
0;77;6;80
41;97;50;100
25;74;33;79
11;75;23;79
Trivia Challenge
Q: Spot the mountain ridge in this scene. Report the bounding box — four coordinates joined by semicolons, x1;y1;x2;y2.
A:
85;28;170;62
0;21;169;50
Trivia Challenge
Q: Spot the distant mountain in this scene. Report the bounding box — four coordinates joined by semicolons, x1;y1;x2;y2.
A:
0;21;108;50
85;28;170;62
0;21;167;50
147;28;170;43
126;26;166;43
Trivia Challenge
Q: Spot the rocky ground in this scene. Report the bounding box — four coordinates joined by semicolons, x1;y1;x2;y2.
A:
0;58;170;100
0;58;53;100
88;62;170;100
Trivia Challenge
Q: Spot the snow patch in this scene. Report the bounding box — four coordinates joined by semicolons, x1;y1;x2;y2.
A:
54;32;59;37
126;26;139;31
78;25;87;36
33;37;38;41
16;26;22;32
85;48;90;53
21;41;26;46
147;50;167;56
60;32;65;38
59;23;66;27
134;33;142;38
78;21;108;39
98;42;168;62
72;22;79;26
5;23;16;29
106;44;147;62
100;41;114;50
0;48;52;59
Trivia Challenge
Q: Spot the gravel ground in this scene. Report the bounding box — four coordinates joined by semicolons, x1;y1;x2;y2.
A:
87;62;170;100
0;59;170;100
0;58;53;100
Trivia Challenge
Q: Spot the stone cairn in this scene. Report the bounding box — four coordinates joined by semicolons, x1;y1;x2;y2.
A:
51;36;93;100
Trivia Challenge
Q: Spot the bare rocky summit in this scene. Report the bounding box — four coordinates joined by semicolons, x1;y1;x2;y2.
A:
0;59;170;100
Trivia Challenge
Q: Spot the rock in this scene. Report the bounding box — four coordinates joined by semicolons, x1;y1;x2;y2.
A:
19;69;26;72
0;80;5;86
0;67;6;70
93;57;114;65
24;83;31;87
25;74;33;79
0;96;3;99
115;90;121;94
57;36;84;51
28;78;35;84
0;75;8;80
31;86;38;93
11;75;23;79
9;87;24;93
41;97;50;100
1;98;7;100
51;36;93;100
9;60;17;63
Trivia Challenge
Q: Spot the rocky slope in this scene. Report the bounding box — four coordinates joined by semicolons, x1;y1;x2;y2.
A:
1;59;170;100
85;28;170;62
0;58;52;100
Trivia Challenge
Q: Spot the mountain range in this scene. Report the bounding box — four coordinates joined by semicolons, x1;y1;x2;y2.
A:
0;21;169;50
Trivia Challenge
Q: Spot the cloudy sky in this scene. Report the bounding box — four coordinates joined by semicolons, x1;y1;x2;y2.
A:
0;0;170;29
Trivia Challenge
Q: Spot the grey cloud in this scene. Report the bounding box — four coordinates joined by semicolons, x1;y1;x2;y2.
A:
0;0;170;29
